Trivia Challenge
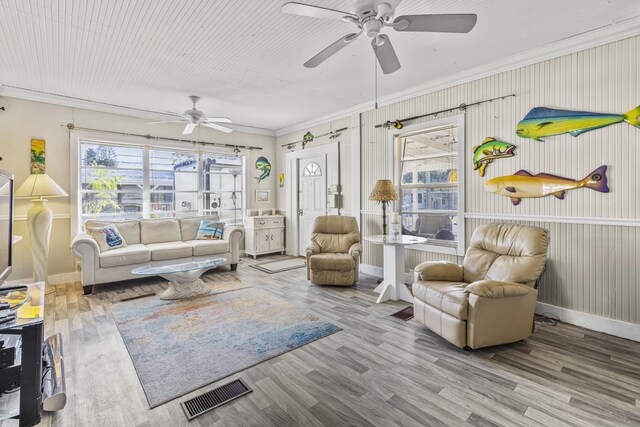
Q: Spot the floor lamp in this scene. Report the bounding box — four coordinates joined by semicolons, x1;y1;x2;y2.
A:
15;174;68;284
369;179;399;235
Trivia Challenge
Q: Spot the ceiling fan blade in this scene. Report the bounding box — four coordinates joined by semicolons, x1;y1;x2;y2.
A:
202;122;233;134
372;35;401;75
304;33;361;68
393;14;478;33
205;117;232;123
282;2;357;22
183;123;196;135
146;120;185;124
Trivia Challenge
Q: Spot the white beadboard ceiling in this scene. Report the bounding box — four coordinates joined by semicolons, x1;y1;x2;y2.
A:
0;0;639;132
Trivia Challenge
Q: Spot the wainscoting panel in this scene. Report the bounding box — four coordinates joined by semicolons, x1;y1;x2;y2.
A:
360;35;640;325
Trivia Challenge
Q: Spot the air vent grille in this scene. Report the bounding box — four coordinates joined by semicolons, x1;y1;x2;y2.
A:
181;378;252;420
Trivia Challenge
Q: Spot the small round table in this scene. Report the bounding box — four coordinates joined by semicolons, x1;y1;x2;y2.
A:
131;258;226;300
364;235;427;304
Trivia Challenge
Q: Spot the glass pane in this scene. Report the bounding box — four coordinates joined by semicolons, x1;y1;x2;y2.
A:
82;192;142;216
401;188;457;211
175;192;198;212
81;168;142;190
81;143;143;169
204;173;240;192
150;149;198;171
150;192;174;214
175;171;198;191
303;162;322;177
149;171;174;191
402;213;459;243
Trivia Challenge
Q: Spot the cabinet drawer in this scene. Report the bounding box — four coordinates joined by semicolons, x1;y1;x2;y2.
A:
253;219;271;228
269;218;284;227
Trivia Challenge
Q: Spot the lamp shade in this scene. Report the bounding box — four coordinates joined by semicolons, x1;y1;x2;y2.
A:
15;174;68;198
369;179;399;202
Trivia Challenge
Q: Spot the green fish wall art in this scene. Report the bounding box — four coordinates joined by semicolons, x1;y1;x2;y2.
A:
255;156;272;183
472;137;516;177
516;105;640;141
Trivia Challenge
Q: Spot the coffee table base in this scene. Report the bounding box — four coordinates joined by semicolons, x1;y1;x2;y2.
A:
158;278;211;300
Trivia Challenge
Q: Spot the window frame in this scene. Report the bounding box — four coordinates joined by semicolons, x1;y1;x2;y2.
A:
70;131;246;235
388;114;466;256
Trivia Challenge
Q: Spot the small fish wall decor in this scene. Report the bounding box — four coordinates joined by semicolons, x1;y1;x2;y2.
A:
516;105;640;141
483;165;609;206
472;137;516;177
255;156;272;183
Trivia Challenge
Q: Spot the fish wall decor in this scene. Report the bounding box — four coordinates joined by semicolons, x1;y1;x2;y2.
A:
472;137;516;177
484;165;609;206
516;105;640;141
255;156;272;183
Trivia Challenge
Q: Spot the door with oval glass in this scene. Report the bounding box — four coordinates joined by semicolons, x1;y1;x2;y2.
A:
298;155;327;255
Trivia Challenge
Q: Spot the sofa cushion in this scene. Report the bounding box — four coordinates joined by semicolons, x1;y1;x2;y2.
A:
99;244;150;268
412;281;469;320
140;219;182;244
145;241;193;261
195;220;225;240
179;215;220;241
87;225;127;252
185;240;230;256
309;253;355;271
85;219;140;245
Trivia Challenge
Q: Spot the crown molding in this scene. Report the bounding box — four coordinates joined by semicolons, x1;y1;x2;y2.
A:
0;85;276;137
274;16;640;137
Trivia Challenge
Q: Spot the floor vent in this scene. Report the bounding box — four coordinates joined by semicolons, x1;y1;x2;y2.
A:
181;378;252;420
390;306;414;321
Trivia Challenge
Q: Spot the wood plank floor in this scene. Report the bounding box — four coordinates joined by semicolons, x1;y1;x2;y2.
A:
17;255;640;426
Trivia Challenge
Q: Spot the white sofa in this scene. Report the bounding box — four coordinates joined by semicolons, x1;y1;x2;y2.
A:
71;216;243;294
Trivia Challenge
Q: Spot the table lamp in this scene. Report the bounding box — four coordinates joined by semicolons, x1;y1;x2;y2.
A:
15;174;68;284
369;179;399;235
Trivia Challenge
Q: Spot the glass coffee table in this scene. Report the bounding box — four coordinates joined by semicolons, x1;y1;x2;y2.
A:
131;258;226;300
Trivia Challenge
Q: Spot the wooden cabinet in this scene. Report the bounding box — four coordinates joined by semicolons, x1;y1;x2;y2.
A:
243;215;285;259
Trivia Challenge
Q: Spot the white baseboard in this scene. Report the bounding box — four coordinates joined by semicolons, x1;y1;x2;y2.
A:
536;302;640;342
6;271;80;286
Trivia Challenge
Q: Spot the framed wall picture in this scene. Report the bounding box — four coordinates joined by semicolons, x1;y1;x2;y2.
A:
256;190;270;204
31;138;46;174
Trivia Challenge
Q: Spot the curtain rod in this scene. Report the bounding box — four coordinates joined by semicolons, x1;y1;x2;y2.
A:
281;127;349;149
64;123;263;151
375;94;516;129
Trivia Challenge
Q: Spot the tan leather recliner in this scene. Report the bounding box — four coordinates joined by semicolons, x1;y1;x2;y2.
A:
413;223;549;350
306;215;361;286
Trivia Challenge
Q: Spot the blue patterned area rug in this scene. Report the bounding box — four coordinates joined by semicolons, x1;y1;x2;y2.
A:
111;286;341;408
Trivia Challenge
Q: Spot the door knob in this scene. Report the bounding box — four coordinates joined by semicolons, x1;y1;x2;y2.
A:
298;209;303;216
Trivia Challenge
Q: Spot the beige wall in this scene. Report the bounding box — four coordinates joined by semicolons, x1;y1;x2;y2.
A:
0;97;276;281
359;35;640;324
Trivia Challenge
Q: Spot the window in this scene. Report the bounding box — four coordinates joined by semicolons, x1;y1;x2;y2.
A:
149;149;198;218
203;154;244;225
303;161;322;176
80;143;143;223
78;140;245;227
395;117;465;255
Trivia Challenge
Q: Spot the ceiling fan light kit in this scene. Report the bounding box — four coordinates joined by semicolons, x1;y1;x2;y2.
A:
147;95;234;134
283;1;477;74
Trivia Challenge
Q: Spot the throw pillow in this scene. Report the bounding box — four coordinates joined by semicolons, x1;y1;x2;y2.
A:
195;220;225;240
87;225;128;252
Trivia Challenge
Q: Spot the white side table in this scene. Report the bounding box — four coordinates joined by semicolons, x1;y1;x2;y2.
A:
364;235;427;304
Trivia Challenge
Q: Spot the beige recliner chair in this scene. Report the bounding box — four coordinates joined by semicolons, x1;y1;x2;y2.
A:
306;215;361;286
413;223;549;350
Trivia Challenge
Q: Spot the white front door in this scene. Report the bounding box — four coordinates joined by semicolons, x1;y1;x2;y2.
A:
298;155;326;255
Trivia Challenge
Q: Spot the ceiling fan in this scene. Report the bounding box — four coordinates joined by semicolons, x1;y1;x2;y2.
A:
147;95;233;134
282;0;477;74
